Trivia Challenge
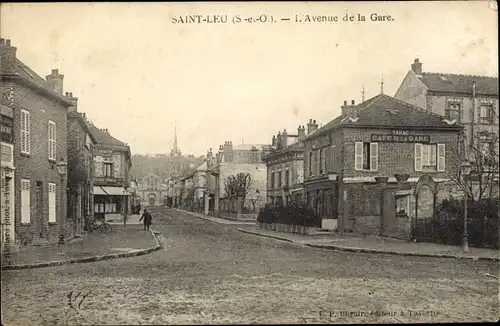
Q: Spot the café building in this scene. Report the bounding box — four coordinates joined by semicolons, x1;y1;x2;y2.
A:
303;93;463;234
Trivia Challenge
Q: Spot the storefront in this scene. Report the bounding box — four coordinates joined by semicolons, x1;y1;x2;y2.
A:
1;104;15;255
93;185;130;219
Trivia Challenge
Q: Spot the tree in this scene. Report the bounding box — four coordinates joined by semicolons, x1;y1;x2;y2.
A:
448;130;499;203
223;173;252;202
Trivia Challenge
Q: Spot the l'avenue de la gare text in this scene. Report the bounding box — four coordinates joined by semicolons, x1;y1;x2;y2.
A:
295;13;394;23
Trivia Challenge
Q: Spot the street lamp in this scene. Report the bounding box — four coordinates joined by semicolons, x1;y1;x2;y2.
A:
460;161;472;253
56;158;68;255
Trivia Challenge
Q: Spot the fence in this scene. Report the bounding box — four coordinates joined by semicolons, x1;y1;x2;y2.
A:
412;198;499;249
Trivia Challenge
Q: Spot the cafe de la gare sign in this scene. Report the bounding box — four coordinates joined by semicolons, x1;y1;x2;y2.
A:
370;130;430;143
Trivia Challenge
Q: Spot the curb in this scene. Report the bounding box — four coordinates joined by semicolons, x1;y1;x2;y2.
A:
173;208;255;225
237;229;500;262
1;229;163;271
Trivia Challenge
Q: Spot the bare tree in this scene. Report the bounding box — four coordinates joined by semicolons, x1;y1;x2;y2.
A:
223;173;252;202
448;130;499;202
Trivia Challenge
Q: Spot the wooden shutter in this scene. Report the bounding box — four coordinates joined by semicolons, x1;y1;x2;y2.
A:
354;142;363;171
48;121;56;160
21;180;31;223
437;144;446;172
414;144;423;171
114;154;121;177
48;183;56;223
370;143;379;171
331;145;336;170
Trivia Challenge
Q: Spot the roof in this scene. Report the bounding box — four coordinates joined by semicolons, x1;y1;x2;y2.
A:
310;94;463;138
233;144;270;151
87;122;129;150
68;111;97;144
418;72;498;96
2;58;73;106
195;161;208;171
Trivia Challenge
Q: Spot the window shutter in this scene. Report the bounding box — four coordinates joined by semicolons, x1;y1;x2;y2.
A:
437;144;446;172
26;111;31;153
354;142;363;171
370;143;379;171
48;183;56;223
21;180;31;223
414;143;423;171
331;145;336;170
52;123;57;160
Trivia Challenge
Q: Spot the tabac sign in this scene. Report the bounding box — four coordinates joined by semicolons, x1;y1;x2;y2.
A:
371;130;430;143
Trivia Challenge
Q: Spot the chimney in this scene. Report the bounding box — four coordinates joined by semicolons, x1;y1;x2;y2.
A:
341;100;359;119
0;38;17;72
276;132;282;149
297;125;306;141
46;69;64;94
282;129;288;148
307;119;318;134
65;92;78;112
224;141;233;162
272;135;277;148
411;58;422;75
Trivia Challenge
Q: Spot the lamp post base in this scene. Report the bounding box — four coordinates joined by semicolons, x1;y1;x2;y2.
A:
57;234;65;255
462;234;469;252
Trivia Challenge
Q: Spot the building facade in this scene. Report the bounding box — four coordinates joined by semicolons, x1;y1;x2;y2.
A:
1;103;15;254
88;124;132;221
137;174;169;207
1;38;72;245
303;94;463;236
208;141;272;215
395;58;499;159
263;122;314;206
67;102;97;236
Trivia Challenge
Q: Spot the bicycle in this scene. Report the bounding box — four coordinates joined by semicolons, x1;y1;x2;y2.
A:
87;215;112;234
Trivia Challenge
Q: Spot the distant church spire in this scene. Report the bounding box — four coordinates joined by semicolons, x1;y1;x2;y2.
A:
170;121;182;157
380;77;384;95
361;84;365;102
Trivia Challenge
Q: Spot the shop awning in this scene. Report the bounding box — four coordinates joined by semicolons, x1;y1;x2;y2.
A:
93;186;130;196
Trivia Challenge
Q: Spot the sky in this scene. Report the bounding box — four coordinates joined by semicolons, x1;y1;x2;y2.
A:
1;1;498;156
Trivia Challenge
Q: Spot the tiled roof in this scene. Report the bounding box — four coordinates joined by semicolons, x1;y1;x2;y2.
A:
311;94;463;137
418;73;498;95
87;122;128;149
4;59;72;105
233;144;270;151
68;111;97;144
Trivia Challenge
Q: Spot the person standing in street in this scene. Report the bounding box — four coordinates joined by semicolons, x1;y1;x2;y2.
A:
139;208;152;231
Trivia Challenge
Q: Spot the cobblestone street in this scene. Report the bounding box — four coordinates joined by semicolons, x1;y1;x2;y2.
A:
2;208;499;325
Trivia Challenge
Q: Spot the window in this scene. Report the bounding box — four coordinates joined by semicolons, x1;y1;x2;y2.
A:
319;148;324;174
415;143;445;172
21;109;31;154
104;163;113;177
271;171;275;189
445;102;461;122
396;195;410;216
308;152;313;176
355;142;378;171
330;145;336;170
285;169;290;186
48;121;56;160
48;183;56;223
479;132;496;166
314;150;318;175
479;105;493;124
21;179;31;224
277;170;282;189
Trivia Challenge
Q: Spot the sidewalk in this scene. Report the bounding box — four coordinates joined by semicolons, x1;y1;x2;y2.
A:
2;224;160;270
238;227;500;261
172;208;256;225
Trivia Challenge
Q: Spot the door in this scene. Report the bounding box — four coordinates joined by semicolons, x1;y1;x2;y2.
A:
35;181;45;239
